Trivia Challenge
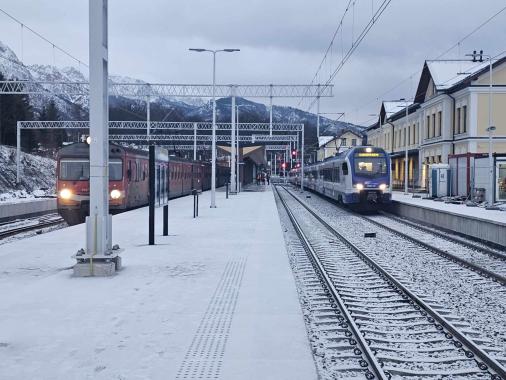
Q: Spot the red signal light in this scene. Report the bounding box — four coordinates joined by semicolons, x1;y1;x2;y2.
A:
292;150;297;156
281;162;287;169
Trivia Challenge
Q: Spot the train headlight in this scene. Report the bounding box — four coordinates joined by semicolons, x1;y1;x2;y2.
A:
110;189;122;199
59;188;72;200
379;183;388;191
355;183;364;191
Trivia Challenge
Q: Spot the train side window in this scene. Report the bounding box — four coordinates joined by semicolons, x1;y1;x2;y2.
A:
342;162;348;176
127;161;132;181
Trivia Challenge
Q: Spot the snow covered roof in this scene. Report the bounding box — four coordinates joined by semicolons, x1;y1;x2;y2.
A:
382;101;413;117
318;136;334;148
426;59;490;90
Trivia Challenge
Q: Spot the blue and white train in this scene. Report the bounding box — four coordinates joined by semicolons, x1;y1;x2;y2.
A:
289;146;392;208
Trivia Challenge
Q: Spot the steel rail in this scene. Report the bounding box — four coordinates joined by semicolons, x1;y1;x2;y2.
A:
0;218;64;240
378;210;506;260
274;185;386;380
361;213;506;285
280;185;506;379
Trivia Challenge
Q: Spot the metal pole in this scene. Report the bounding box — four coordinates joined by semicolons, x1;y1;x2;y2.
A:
488;56;494;205
210;51;217;208
86;0;112;257
404;100;409;194
301;126;305;192
163;204;168;236
231;90;236;193
16;122;20;183
193;122;197;160
236;106;240;193
146;95;151;138
269;84;273;136
316;84;321;139
149;146;155;245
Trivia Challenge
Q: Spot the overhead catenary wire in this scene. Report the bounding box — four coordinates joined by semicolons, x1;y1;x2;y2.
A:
305;0;392;111
354;4;506;117
0;7;88;68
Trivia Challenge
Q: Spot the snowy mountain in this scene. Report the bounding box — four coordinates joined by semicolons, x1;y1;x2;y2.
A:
0;145;56;199
0;39;364;144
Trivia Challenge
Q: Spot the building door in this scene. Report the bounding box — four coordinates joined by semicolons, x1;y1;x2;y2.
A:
496;160;506;201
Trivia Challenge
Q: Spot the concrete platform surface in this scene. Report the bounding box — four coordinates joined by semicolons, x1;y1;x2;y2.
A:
392;192;506;224
0;188;316;380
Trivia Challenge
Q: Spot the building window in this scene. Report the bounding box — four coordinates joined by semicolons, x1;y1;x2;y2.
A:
462;106;467;133
351;138;357;146
426;115;431;138
341;138;347;146
456;107;461;134
437;111;442;136
437;155;442;163
432;113;436;138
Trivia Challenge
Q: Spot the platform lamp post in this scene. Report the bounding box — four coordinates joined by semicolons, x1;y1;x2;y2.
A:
236;104;247;193
189;48;240;208
466;50;494;205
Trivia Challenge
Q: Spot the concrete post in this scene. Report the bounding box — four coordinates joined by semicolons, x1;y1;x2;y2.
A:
269;84;273;136
301;125;305;192
16;122;21;183
193;122;197;161
230;91;236;193
85;0;112;258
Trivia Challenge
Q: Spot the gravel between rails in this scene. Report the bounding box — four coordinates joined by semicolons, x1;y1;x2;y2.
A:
275;186;504;379
283;186;506;365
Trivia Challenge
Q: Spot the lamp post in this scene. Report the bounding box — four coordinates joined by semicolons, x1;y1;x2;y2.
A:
235;104;247;193
401;98;409;195
465;51;494;204
189;48;240;208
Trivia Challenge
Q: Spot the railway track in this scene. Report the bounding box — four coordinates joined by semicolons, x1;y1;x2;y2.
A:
275;185;506;379
0;213;65;240
362;213;506;285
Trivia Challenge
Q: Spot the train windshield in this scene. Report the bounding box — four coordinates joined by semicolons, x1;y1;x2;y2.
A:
354;156;388;177
60;159;123;181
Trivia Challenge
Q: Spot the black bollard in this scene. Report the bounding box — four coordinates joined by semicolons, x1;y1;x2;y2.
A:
226;182;229;199
163;205;168;236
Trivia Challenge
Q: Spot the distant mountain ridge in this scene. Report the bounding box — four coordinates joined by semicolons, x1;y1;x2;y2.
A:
0;40;365;146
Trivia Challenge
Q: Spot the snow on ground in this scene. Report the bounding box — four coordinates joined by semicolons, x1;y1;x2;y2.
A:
0;145;56;202
0;187;316;380
392;191;506;224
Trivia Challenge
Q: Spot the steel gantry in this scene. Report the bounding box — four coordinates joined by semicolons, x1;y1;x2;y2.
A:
0;81;333;98
15;121;303;182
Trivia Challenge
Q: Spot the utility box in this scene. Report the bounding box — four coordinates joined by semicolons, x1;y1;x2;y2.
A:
429;164;452;197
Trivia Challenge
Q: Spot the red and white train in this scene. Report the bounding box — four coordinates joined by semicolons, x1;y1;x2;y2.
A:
56;142;228;225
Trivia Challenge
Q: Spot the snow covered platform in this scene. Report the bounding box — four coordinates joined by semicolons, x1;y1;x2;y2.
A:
390;192;506;247
0;197;57;222
0;189;316;379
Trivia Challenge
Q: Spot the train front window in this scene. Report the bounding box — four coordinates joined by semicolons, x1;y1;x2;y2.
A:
60;159;123;181
354;157;387;176
109;159;123;181
60;159;90;180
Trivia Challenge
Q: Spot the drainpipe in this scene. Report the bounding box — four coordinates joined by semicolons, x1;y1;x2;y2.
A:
386;121;396;186
447;93;457;195
447;93;456;155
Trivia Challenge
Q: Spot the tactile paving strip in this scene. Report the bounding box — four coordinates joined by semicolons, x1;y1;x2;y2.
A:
176;258;247;379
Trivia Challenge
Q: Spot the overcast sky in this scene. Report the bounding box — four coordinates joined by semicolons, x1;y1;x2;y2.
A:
1;0;506;125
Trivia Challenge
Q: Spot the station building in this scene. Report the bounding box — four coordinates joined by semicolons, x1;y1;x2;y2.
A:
366;55;506;200
317;130;363;161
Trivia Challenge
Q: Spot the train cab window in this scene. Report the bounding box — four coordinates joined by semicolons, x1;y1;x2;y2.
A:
60;159;90;180
109;159;123;181
342;162;349;176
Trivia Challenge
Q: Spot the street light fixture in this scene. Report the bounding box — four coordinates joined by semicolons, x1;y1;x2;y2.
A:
189;48;240;208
